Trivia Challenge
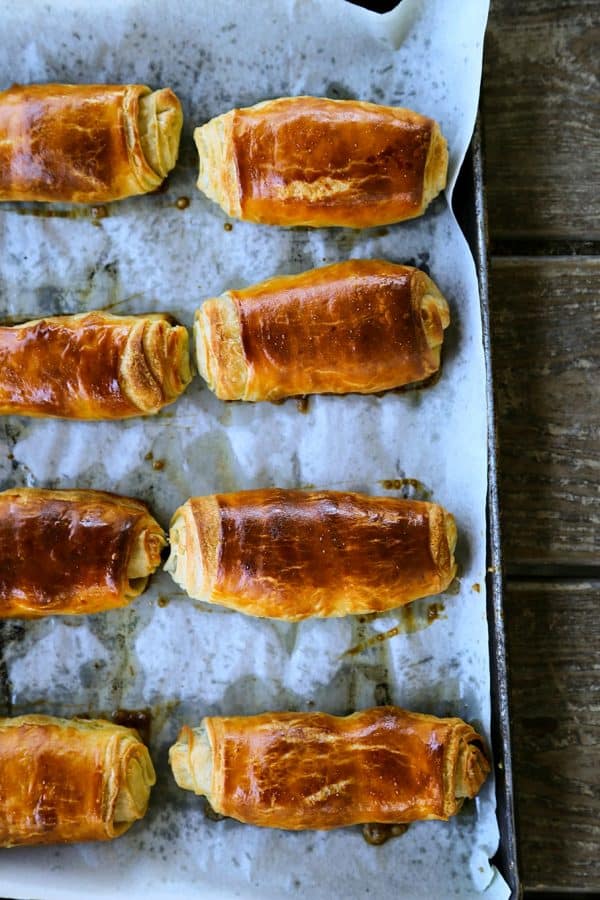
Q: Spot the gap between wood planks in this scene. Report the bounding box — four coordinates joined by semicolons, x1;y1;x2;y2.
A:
492;241;600;258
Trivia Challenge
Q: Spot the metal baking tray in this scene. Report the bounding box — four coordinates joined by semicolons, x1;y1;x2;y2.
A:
452;119;521;899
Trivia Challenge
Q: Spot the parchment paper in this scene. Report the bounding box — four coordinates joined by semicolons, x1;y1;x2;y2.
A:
0;1;509;897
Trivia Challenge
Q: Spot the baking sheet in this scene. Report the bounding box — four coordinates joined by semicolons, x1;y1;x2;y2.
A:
463;123;520;898
0;0;509;897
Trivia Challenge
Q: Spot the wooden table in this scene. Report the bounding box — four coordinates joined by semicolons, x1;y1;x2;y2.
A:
482;0;599;893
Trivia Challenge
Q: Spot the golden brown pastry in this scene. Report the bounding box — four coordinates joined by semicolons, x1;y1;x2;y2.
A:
166;489;457;619
0;83;182;203
0;311;191;419
0;715;155;846
0;488;166;617
195;260;450;401
194;96;447;227
169;706;489;830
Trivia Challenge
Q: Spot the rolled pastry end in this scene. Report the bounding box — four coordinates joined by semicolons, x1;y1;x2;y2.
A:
412;269;451;355
194;296;248;400
119;315;192;415
112;736;157;833
454;734;490;801
165;497;220;602
429;505;458;592
0;716;156;845
422;122;448;211
138;88;183;179
194;114;242;218
126;518;167;598
169;724;213;798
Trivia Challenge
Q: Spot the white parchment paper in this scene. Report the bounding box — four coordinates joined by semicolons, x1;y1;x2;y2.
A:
0;1;509;897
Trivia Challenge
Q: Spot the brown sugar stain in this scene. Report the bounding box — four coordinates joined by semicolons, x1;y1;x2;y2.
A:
175;196;190;210
157;595;170;608
379;477;431;499
3;204;107;221
346;623;404;656
111;708;152;745
94;297;135;313
362;823;409;845
427;601;444;623
143;450;165;471
472;582;481;593
345;601;445;657
223;222;233;232
90;205;108;224
296;395;310;414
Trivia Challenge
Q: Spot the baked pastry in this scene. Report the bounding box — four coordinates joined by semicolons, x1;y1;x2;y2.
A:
166;489;457;619
0;83;182;203
195;259;450;401
194;96;447;227
169;706;489;830
0;488;166;617
0;715;155;846
0;311;191;419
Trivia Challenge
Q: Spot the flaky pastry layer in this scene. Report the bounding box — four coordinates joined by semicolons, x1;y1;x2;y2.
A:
165;489;457;619
194;96;447;227
0;310;191;419
0;487;166;617
194;259;450;401
169;707;489;830
0;714;155;846
0;83;182;203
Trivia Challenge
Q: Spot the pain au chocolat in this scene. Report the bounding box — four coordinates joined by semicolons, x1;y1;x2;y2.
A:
169;707;489;830
0;311;191;419
0;488;165;617
195;259;450;401
194;96;448;227
165;489;457;620
0;715;155;846
0;83;182;203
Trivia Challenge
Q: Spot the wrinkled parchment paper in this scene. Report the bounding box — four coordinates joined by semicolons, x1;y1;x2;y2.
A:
0;1;510;897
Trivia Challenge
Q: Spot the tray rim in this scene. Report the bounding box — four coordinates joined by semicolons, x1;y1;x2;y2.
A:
456;117;521;900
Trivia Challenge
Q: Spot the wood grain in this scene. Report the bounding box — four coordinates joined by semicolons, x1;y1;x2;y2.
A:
490;257;599;569
506;580;600;890
485;2;600;893
482;0;600;241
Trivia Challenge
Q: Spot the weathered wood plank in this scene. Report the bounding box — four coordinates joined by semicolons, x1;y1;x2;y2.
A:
482;0;600;241
490;257;599;568
506;580;600;890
